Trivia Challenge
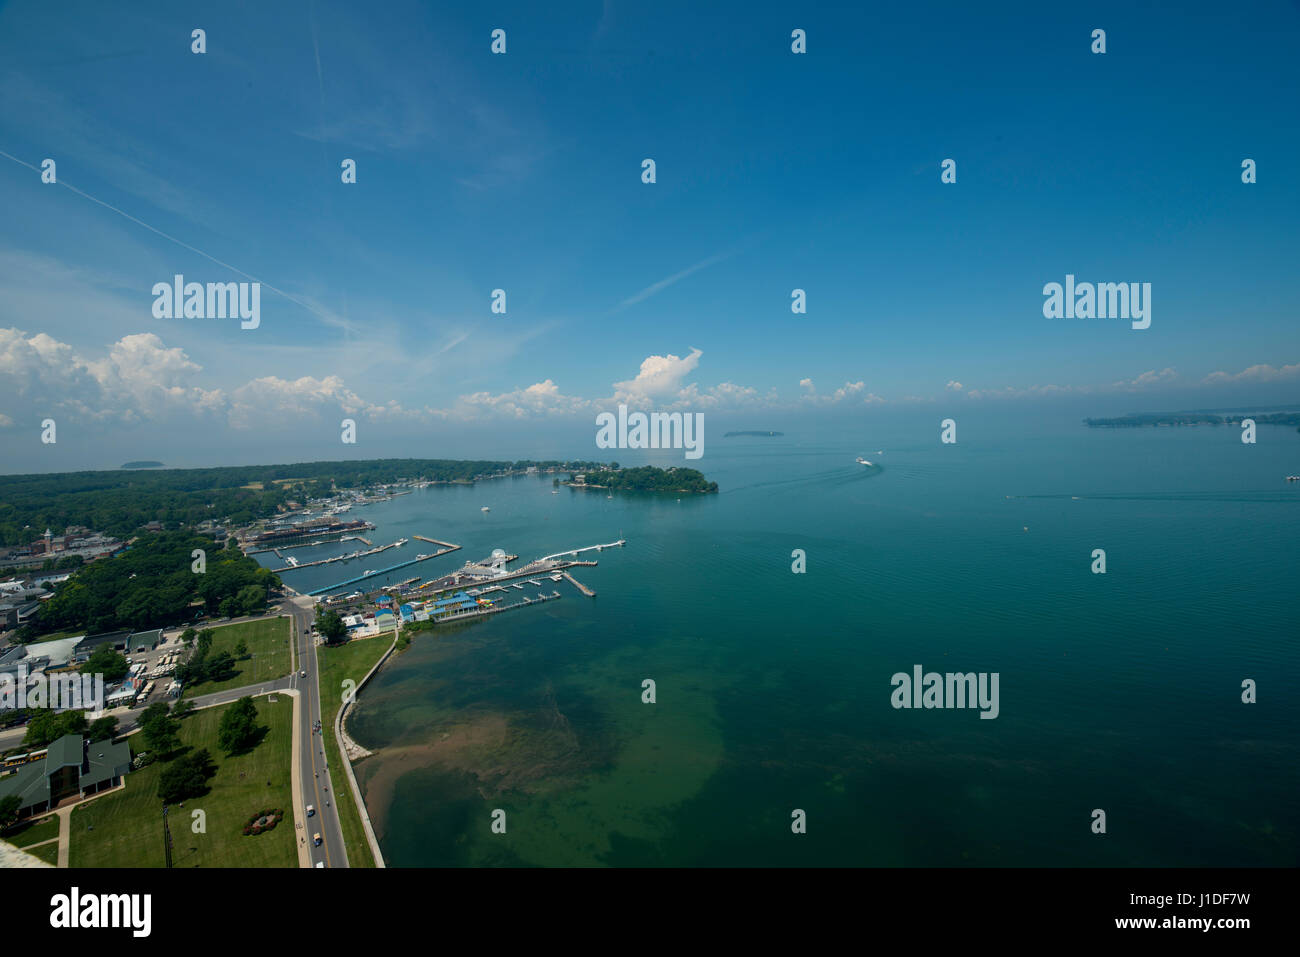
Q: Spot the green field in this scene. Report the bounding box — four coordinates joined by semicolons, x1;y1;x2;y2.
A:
182;617;292;698
25;841;59;865
3;815;59;847
69;697;296;868
316;634;393;868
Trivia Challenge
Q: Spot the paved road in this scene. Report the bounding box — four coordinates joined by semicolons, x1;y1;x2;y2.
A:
2;603;352;868
286;595;348;868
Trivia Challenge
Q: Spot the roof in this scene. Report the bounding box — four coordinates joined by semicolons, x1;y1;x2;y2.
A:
78;631;131;651
45;734;83;771
80;739;130;789
0;761;49;808
0;645;27;665
127;630;162;651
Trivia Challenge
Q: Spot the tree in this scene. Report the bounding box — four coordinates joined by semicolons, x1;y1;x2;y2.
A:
80;645;128;682
138;702;180;755
217;696;262;755
316;608;346;644
87;715;118;742
0;794;20;830
22;709;88;748
171;699;195;719
233;638;249;658
179;627;197;645
157;748;217;803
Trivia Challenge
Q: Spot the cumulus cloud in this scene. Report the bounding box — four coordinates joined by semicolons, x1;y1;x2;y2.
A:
612;348;704;402
0;329;224;424
799;378;814;392
1203;362;1300;385
946;380;963;391
453;379;594;419
801;380;886;405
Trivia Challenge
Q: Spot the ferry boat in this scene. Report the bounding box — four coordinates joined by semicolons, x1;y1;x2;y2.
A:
855;456;873;467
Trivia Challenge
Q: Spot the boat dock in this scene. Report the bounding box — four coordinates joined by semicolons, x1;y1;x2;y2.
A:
413;534;458;549
269;538;404;573
305;542;462;595
562;572;596;597
538;539;625;562
435;591;563;623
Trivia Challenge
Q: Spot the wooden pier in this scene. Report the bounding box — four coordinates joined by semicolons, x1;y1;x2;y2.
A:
413;534;458;549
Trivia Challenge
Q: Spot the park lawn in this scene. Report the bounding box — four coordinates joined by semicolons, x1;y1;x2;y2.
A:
316;634;392;869
3;814;59;847
69;697;296;868
182;617;291;698
26;841;59;864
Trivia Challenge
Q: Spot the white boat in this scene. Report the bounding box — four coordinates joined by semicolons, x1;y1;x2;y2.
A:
416;553;430;560
396;538;407;546
855;456;873;467
481;506;490;512
551;490;558;494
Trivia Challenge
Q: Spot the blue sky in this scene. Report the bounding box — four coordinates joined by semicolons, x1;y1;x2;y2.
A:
1;0;1298;469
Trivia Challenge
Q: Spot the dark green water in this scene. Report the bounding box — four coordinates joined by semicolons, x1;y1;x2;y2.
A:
276;414;1300;866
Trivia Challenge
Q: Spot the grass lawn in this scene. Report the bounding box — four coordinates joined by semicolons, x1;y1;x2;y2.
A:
26;841;59;865
182;617;291;698
69;697;296;868
316;634;392;868
3;815;59;847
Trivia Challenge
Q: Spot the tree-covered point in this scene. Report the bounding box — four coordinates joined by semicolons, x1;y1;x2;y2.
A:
22;532;279;636
0;457;616;547
578;466;718;493
1084;411;1300;428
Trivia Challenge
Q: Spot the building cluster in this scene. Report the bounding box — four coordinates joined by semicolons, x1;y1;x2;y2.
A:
1;628;177;714
0;577;60;632
0;527;122;572
0;733;131;820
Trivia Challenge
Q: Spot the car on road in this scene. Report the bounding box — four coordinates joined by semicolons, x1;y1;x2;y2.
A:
306;804;315;817
315;861;325;868
300;670;307;678
313;832;322;846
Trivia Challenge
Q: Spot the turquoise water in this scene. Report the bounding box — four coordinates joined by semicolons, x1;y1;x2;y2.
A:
266;414;1300;866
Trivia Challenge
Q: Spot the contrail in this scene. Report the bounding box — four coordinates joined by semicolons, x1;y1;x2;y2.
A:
0;147;343;328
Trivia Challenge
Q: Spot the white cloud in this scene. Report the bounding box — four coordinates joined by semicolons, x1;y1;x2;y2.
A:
946;380;963;391
612;348;704;402
1203;362;1300;385
800;380;886;405
799;378;814;392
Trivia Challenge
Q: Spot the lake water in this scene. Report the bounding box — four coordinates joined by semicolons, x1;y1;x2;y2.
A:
262;412;1300;866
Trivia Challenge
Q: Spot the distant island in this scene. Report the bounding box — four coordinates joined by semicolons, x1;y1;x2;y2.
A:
1085;411;1300;431
724;430;784;438
566;465;718;493
121;460;165;469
